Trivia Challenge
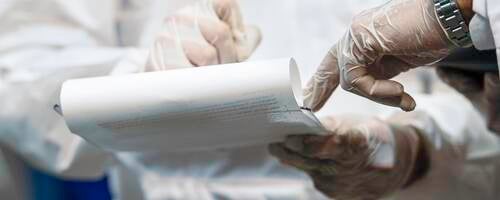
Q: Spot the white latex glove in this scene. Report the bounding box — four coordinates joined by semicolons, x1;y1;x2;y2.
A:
304;0;454;112
145;0;261;71
269;115;424;200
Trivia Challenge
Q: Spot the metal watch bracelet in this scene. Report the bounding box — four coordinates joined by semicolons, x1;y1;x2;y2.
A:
434;0;473;47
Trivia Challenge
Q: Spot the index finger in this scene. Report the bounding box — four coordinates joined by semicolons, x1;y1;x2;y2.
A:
211;0;261;61
303;46;341;112
268;143;337;176
212;0;244;32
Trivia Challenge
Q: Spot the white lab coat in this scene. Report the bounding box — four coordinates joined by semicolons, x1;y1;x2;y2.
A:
470;0;500;72
0;0;499;200
0;0;324;199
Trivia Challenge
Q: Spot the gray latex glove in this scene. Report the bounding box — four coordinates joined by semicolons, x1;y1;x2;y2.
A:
269;115;423;200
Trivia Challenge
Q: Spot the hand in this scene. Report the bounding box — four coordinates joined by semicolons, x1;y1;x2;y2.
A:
437;67;500;134
146;0;261;71
269;116;424;200
304;0;453;112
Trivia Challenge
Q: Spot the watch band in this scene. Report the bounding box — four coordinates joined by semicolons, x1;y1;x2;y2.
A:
434;0;473;47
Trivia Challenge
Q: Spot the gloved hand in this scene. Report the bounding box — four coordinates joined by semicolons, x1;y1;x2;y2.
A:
436;67;500;133
269;115;425;200
304;0;453;112
146;0;261;71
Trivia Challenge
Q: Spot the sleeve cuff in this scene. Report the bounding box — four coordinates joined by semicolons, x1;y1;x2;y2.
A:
470;15;496;50
473;0;488;17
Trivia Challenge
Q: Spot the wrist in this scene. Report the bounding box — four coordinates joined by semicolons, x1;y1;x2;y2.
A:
455;0;474;24
401;126;430;188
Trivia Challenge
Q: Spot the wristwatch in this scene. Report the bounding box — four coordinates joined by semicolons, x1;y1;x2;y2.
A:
434;0;473;47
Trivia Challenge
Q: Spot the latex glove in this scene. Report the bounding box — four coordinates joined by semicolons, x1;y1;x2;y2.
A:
269;116;424;200
146;0;261;71
304;0;453;112
436;67;500;133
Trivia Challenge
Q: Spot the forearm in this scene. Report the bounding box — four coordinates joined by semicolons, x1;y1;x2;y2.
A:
0;80;111;180
456;0;474;23
389;91;500;168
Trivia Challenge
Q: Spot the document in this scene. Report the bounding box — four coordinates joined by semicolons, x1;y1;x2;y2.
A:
60;58;326;152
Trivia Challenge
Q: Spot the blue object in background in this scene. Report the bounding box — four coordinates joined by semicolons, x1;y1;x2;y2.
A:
29;166;112;200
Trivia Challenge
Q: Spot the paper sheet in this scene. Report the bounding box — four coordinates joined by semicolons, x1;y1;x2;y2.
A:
60;58;325;152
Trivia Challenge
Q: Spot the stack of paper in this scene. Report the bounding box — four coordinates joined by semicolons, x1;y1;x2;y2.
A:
60;58;325;152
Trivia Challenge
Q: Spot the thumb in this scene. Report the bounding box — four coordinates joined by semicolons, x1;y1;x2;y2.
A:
235;25;262;61
304;45;340;111
212;0;244;32
212;0;262;61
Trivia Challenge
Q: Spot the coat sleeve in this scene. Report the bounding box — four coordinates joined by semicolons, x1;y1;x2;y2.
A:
391;90;500;164
471;0;500;71
0;47;129;180
487;0;500;72
389;90;500;199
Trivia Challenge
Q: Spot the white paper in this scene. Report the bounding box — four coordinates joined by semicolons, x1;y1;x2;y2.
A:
60;58;325;152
